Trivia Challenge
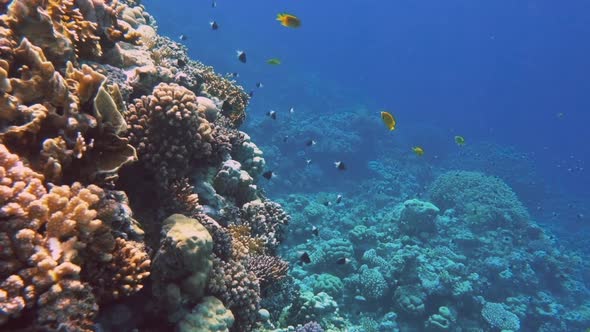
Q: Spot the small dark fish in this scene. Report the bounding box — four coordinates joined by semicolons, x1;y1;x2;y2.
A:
305;159;312;166
262;170;274;180
248;90;254;97
335;194;342;204
212;0;217;8
577;213;584;220
298;251;311;264
229;72;239;78
256;82;264;88
221;100;233;113
323;201;332;207
177;58;186;68
311;226;319;236
267;110;276;120
283;136;289;142
236;50;247;63
179;34;188;41
210;21;219;30
336;257;350;265
334;161;346;171
289;107;295;114
305;139;316;147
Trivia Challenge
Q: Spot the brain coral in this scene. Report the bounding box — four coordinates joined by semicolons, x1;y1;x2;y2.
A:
428;170;529;227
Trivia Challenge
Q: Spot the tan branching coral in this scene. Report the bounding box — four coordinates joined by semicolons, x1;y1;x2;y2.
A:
4;0;141;63
36;279;98;331
4;0;77;65
228;224;266;258
9;38;70;106
125;83;215;186
0;103;48;143
148;36;250;127
0;144;147;329
85;238;151;302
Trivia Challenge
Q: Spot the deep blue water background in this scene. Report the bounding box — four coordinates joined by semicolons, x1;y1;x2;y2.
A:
144;0;589;241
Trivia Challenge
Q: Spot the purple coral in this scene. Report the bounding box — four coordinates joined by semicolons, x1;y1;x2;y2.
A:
296;321;325;332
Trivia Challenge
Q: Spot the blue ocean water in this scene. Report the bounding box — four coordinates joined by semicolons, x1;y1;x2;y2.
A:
143;0;590;330
146;0;589;236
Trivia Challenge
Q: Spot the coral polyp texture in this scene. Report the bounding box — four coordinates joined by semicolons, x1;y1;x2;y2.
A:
0;1;293;331
0;143;148;330
125;82;215;186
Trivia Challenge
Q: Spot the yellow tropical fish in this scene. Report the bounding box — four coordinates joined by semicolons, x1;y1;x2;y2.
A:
380;111;396;131
454;135;465;146
277;13;301;28
267;58;281;65
412;146;424;156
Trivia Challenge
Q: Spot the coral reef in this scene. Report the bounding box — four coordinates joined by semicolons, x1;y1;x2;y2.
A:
0;1;295;331
0;143;148;330
1;1;587;331
276;168;587;331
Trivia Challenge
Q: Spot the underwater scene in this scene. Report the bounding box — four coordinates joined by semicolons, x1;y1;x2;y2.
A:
0;0;589;331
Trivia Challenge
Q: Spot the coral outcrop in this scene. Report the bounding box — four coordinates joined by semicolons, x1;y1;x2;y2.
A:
151;214;213;323
125;83;215;186
0;143;148;330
